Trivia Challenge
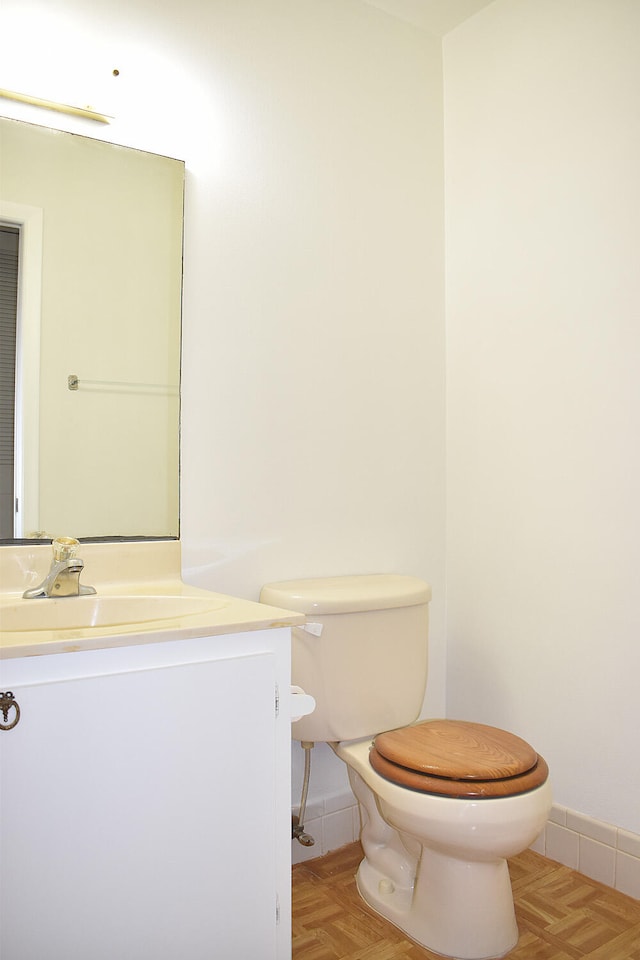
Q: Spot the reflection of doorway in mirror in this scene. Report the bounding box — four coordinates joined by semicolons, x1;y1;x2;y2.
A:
0;203;43;539
0;224;19;537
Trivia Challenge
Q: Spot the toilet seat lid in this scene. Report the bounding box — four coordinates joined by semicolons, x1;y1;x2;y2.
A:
370;719;548;798
374;719;538;781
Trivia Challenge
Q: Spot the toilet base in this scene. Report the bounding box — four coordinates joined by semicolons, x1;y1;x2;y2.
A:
337;739;551;960
354;845;518;960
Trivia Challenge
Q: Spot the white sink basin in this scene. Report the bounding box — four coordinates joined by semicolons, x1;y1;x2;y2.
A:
0;594;224;633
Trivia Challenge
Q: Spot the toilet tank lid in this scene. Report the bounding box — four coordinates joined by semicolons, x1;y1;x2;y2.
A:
260;574;431;615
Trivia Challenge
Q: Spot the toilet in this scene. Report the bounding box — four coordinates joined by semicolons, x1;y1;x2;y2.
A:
260;574;552;960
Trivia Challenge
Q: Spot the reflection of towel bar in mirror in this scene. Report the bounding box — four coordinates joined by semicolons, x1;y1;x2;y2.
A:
67;374;179;396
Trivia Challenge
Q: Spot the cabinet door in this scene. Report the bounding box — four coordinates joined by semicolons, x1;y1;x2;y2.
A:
0;652;278;960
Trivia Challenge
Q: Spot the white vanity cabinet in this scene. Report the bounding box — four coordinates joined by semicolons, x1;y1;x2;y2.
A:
0;627;293;960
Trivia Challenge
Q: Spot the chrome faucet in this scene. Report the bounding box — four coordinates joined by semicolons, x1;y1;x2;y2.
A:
23;537;97;599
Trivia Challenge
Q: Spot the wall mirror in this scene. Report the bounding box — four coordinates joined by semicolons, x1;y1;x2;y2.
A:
0;117;184;542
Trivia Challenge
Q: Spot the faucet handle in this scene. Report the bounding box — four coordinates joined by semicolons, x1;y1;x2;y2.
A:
52;537;81;562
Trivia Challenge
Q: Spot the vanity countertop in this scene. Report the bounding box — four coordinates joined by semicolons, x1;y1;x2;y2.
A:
0;583;304;659
0;541;304;659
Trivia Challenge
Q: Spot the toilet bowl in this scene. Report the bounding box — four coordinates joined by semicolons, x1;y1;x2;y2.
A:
336;726;551;960
260;574;552;960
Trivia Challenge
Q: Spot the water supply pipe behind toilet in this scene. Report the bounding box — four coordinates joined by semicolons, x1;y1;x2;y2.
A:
292;741;315;846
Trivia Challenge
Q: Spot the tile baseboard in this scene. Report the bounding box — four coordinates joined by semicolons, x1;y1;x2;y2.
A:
292;791;359;865
293;794;640;902
534;804;640;900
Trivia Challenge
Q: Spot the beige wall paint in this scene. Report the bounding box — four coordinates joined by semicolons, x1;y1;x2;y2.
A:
444;0;640;834
362;0;496;35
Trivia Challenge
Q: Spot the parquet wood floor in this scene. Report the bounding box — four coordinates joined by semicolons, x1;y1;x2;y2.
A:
292;842;640;960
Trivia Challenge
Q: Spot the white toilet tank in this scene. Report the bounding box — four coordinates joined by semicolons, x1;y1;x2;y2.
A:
260;574;431;743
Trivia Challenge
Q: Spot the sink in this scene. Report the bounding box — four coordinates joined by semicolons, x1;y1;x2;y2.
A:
0;594;224;633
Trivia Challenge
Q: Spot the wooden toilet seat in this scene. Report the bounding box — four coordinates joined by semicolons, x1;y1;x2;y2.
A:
370;719;549;799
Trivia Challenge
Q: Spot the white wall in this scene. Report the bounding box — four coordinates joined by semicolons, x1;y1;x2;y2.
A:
174;0;446;798
444;0;640;834
5;0;639;840
1;0;446;802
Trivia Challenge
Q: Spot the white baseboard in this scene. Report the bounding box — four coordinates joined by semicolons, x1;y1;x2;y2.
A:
293;794;640;902
532;804;640;900
291;790;359;865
